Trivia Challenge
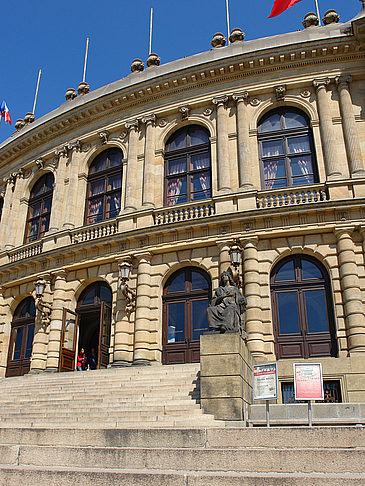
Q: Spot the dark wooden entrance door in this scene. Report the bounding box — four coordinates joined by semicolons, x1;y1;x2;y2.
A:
163;268;211;364
98;301;111;369
59;308;78;372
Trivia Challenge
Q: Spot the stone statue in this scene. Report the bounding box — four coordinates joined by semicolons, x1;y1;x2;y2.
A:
207;268;247;335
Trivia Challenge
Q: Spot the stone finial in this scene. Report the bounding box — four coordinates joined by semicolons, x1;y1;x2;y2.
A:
14;119;25;131
65;88;77;101
302;12;319;28
77;82;90;95
211;32;226;48
146;53;160;67
131;59;144;72
322;9;340;25
229;28;245;43
24;112;35;124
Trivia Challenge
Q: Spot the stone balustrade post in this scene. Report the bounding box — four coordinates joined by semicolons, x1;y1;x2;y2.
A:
30;275;52;372
212;96;231;193
141;114;156;207
335;75;365;178
124;120;139;211
233;91;253;190
335;227;365;353
133;252;153;365
241;237;265;357
313;78;343;179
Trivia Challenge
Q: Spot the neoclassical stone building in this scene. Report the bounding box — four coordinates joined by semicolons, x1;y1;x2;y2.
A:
0;7;364;404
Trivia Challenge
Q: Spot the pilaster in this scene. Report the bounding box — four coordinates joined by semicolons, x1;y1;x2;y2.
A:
212;95;231;193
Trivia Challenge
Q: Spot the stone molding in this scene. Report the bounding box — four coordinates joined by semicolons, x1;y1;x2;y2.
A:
141;114;156;126
212;95;229;107
313;78;330;91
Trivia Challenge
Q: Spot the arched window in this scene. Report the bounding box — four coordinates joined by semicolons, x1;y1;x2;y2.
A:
271;255;337;359
163;267;211;364
85;148;123;225
6;297;36;377
165;125;211;206
24;173;54;243
258;108;318;190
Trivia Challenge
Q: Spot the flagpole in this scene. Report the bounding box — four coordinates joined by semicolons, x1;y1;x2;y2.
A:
32;69;42;115
226;0;231;45
314;0;321;25
149;8;153;55
82;37;90;83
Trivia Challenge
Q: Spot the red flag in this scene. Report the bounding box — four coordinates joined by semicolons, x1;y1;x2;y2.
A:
268;0;303;18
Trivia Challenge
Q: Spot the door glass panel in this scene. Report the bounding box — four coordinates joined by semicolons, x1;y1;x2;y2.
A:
192;272;209;290
290;155;314;183
101;305;111;346
100;285;112;303
90;179;105;196
288;136;310;154
275;261;295;281
167;302;185;343
192;172;210;200
25;324;34;358
192;300;209;341
82;287;96;305
167;176;187;206
63;317;76;350
88;197;104;223
264;159;286;189
168;158;186;175
262;140;283;157
106;193;121;218
12;327;23;360
168;273;186;293
305;290;329;333
107;174;121;191
191;153;210;170
302;260;322;279
277;292;300;334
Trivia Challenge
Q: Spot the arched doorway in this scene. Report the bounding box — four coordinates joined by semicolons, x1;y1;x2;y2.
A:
6;297;35;377
59;282;112;371
163;268;211;364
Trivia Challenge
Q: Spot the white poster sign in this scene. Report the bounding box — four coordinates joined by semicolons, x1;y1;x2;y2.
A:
253;363;278;401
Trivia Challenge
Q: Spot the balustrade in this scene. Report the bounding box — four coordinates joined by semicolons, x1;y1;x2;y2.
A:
71;220;118;243
154;203;215;225
256;186;328;209
8;241;43;263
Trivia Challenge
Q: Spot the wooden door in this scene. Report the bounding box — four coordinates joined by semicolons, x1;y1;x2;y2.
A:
59;308;78;372
98;301;111;368
6;322;35;377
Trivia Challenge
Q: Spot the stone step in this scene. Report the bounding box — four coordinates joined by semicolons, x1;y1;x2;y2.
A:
0;397;199;407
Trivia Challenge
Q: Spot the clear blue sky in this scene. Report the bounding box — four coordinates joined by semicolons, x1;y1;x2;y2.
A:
0;0;361;143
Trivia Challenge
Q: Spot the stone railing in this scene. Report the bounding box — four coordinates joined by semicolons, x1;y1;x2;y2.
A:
7;241;43;263
71;220;118;244
256;185;329;209
154;202;215;225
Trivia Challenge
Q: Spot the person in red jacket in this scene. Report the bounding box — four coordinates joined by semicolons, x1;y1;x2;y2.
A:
77;348;87;371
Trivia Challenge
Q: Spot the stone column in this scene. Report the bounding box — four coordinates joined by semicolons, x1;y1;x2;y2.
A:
30;276;52;372
48;156;66;233
0;184;12;249
124;120;139;211
335;228;365;353
63;149;79;229
335;75;365;178
241;237;265;357
313;78;342;179
133;252;153;365
233;91;253;190
212;96;231;193
46;270;68;371
141;114;156;207
217;239;233;275
0;288;11;377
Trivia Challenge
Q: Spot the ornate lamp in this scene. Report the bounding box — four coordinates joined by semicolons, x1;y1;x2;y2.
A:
119;261;132;283
229;239;243;288
35;279;46;298
118;259;136;311
34;278;52;326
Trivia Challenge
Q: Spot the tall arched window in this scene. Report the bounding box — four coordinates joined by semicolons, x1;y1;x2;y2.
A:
24;173;54;243
163;267;211;364
271;255;337;359
165;125;211;206
6;297;36;377
258;108;318;190
85;148;123;225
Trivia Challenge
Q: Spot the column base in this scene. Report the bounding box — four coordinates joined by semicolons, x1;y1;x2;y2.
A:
28;369;45;375
132;359;151;366
45;367;59;373
111;360;132;367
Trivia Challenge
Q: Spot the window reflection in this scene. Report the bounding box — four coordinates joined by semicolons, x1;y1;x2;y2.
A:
25;173;54;243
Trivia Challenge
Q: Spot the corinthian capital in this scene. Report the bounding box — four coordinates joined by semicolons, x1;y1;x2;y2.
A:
141;114;156;126
335;74;352;87
125;119;139;131
212;95;229;107
313;78;330;91
232;91;249;103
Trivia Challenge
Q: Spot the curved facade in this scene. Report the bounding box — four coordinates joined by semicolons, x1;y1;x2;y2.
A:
0;9;365;402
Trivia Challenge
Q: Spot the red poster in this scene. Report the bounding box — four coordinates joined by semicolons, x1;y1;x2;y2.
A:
294;363;324;400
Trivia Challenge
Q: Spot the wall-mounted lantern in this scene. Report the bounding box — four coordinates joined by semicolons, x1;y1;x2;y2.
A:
118;259;136;312
34;278;52;326
229;239;243;288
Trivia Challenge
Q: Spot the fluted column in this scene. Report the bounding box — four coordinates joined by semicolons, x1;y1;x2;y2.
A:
233;91;253;190
335;75;365;177
241;237;265;357
133;252;153;365
313;78;343;179
124;119;139;211
141;114;156;207
30;275;52;372
335;227;365;353
46;270;68;371
212;95;231;192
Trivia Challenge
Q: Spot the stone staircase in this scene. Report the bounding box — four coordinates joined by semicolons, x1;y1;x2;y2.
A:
0;364;364;485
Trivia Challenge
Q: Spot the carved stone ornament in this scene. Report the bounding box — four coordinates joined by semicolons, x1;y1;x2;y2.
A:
300;89;311;98
131;59;144;72
119;130;128;140
249;98;261;106
232;91;249;103
335;75;352;87
77;82;90;95
24;112;35;124
212;95;229;107
203;108;213;117
313;78;330;91
322;9;340;25
302;12;319;28
35;158;44;170
146;53;160;67
158;119;167;128
65;88;77;101
4;169;24;190
14;119;25;131
99;131;109;144
141;114;156;126
211;32;226;48
125;119;139;131
274;85;286;101
229;28;245;43
179;106;190;120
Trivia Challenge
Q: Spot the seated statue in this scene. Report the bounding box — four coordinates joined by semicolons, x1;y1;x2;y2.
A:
207;268;247;334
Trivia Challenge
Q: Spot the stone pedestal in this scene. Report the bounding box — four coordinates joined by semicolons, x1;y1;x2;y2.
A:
200;333;254;420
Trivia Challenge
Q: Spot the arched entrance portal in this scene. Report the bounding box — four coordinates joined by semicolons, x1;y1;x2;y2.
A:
6;297;35;377
163;268;211;364
59;282;112;371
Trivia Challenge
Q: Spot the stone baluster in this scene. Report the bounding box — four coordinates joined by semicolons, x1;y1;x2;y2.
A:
141;114;156;207
241;237;265;357
335;227;365;353
212;96;231;192
30;275;52;372
133;252;153;365
124;120;139;211
233;91;253;190
313;78;343;179
335;75;365;178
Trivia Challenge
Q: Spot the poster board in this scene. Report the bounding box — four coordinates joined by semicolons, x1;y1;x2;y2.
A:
253;363;278;401
294;363;324;401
